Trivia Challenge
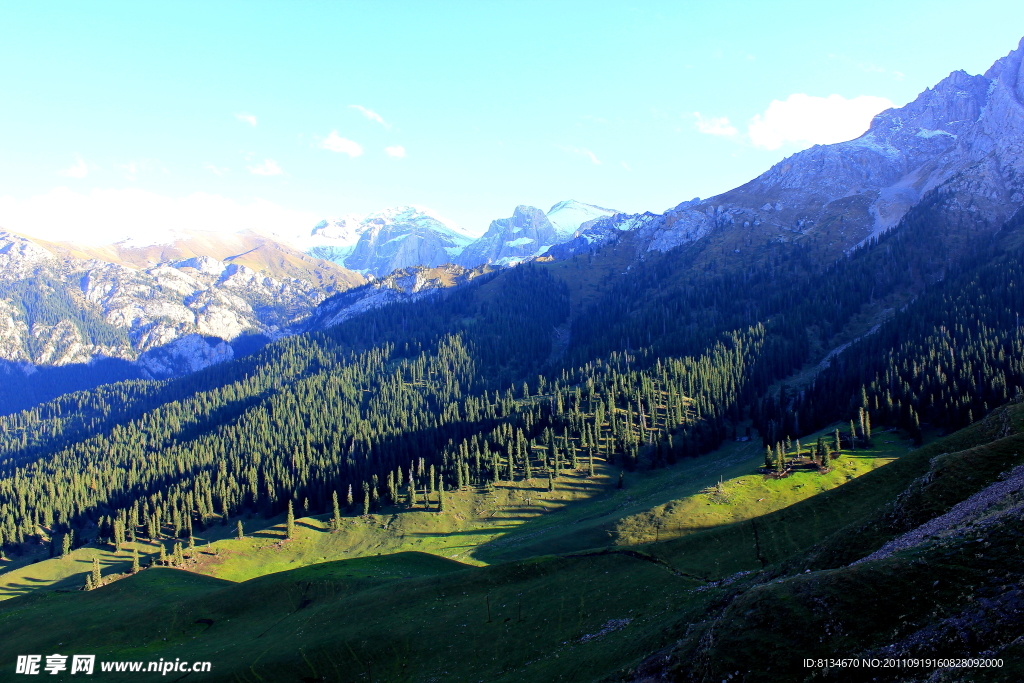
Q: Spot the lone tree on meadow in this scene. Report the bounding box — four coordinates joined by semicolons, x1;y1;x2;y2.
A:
91;556;101;588
236;520;244;541
286;500;295;539
331;491;342;531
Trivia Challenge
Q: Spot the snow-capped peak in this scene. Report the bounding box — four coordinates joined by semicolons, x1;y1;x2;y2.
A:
546;200;619;236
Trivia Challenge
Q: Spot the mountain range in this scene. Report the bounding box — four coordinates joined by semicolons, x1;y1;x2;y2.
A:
305;199;618;275
3;34;1024;683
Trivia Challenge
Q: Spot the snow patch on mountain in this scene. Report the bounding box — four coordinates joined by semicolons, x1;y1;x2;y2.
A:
546;200;619;237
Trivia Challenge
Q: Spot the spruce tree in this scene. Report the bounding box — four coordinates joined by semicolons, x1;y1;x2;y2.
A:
61;532;71;557
331;491;341;531
849;420;858;449
91;556;101;588
765;445;773;469
362;482;371;516
346;484;354;509
286;500;295;539
84;574;93;591
131;547;140;573
236;520;244;541
113;519;125;550
833;429;841;456
173;542;184;566
159;542;167;565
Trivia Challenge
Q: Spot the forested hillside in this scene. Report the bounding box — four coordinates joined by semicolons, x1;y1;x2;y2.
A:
2;178;1023;570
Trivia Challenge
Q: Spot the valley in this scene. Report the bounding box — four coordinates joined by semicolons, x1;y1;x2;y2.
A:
2;30;1024;683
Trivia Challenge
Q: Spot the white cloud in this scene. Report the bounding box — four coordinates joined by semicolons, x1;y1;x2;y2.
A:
320;131;363;157
236;113;257;126
58;157;90;178
747;94;893;150
205;163;229;176
0;188;320;246
384;145;406;158
349;105;390;128
119;161;139;180
248;159;283;176
560;145;601;165
693;112;738;137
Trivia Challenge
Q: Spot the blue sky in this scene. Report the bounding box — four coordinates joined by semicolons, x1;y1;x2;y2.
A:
1;0;1023;243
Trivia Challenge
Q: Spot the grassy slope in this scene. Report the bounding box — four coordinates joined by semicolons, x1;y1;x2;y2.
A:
651;404;1024;683
2;422;904;594
3;409;1015;682
0;424;928;683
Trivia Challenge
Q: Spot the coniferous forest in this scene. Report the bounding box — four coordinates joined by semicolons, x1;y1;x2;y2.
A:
3;191;1024;683
2;191;1024;564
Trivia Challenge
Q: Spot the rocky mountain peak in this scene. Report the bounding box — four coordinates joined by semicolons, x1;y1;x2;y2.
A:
455;205;558;268
546;200;619;237
637;36;1024;256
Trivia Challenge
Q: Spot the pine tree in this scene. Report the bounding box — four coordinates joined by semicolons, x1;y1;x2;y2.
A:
91;556;101;588
331;491;341;531
346;484;354;509
849;420;858;449
286;500;295;539
159;542;167;565
61;532;71;557
765;445;773;469
362;481;371;516
437;486;445;514
236;520;244;541
173;542;184;566
187;535;195;557
84;574;93;591
833;428;841;456
131;547;140;573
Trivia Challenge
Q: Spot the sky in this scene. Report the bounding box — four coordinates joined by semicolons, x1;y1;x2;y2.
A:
1;0;1023;244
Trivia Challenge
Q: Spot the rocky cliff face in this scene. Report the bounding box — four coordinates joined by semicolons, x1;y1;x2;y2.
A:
456;205;559;267
0;230;364;378
637;37;1024;256
454;201;620;267
307;206;474;277
305;263;496;330
306;201;618;274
